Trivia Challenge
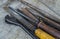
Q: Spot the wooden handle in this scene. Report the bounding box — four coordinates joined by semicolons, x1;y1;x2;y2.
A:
42;16;60;30
22;8;36;19
38;22;60;39
35;29;55;39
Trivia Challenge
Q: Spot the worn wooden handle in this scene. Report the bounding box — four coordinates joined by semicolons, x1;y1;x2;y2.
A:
38;22;60;39
21;8;37;20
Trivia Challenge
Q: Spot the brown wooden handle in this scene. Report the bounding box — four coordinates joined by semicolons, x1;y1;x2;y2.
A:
21;8;37;20
38;22;60;39
41;16;60;30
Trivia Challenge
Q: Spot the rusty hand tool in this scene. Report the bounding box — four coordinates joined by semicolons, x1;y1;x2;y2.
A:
20;0;60;23
8;7;55;39
25;7;60;30
5;15;39;39
4;6;39;39
17;8;60;39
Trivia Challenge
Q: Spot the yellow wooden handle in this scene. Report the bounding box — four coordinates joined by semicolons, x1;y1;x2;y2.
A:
35;29;55;39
